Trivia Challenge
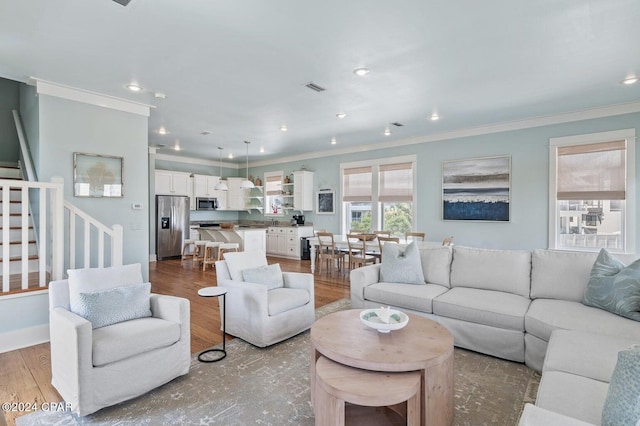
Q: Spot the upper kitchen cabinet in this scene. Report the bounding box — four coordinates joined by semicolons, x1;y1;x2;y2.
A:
193;174;228;210
225;177;248;210
155;170;192;196
293;171;314;211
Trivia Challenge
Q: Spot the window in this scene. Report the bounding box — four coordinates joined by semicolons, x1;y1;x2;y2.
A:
341;156;416;237
264;171;283;216
549;129;636;252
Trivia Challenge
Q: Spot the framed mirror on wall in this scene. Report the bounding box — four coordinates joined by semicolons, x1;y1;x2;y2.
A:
73;152;123;197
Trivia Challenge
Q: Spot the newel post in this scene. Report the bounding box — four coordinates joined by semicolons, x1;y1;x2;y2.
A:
50;176;64;280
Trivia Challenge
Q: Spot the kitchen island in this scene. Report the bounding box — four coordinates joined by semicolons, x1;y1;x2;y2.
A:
195;226;266;253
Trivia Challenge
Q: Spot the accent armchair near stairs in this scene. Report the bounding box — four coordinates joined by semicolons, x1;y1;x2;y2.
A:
48;263;191;416
215;251;315;347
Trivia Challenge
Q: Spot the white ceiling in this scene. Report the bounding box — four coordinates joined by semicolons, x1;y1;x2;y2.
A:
1;0;639;164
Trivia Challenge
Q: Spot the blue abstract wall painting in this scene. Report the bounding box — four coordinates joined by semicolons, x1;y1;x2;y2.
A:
442;156;511;222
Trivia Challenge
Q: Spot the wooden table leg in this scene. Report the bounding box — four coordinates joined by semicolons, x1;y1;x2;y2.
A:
423;348;454;426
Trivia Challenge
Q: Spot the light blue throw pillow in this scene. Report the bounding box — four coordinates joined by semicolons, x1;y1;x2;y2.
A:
601;346;640;426
380;241;425;285
75;282;152;329
242;263;284;290
583;248;640;321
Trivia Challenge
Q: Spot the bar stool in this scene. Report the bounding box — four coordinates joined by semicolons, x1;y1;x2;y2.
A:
314;355;421;426
202;241;223;271
193;240;208;265
217;243;240;261
181;239;196;262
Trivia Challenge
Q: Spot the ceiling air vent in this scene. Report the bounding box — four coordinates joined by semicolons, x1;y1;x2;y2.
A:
391;122;404;127
112;0;132;6
305;82;326;92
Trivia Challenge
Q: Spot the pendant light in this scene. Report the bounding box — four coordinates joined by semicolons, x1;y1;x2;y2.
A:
240;141;255;189
214;147;228;191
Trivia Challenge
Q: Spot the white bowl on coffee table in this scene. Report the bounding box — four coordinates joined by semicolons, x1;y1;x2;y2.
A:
360;308;409;333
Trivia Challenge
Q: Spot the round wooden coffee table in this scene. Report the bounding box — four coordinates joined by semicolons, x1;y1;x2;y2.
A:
310;309;454;426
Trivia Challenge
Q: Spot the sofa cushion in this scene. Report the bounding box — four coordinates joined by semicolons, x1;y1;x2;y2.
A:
68;263;143;314
450;246;531;297
75;282;152;329
536;371;609;425
267;288;310;316
525;299;640;342
543;330;638;383
92;317;180;367
531;249;639;302
433;287;530;331
419;246;453;287
380;242;424;285
223;251;268;281
242;263;284;290
583;249;640;321
518;404;597;426
364;282;449;314
601;347;640;426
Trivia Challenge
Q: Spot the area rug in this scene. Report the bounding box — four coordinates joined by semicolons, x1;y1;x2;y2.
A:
18;299;540;425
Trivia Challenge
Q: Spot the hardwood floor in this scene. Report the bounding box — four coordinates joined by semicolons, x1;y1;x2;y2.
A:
0;256;351;425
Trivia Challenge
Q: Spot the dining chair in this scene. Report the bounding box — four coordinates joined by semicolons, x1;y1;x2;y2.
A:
346;234;377;269
405;232;426;242
377;236;400;262
373;230;391;237
316;232;346;274
442;236;454;246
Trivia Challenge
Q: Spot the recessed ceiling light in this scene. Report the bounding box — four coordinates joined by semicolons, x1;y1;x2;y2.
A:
154;92;166;99
336;112;347;119
174;141;181;151
353;67;370;77
200;130;212;135
330;137;337;145
383;128;391;136
429;113;441;121
260;146;265;153
621;76;639;85
228;153;234;159
126;83;143;92
280;125;288;132
158;127;169;135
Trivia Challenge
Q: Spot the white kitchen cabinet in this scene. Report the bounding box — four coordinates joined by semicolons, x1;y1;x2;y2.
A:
225;177;248;210
193;174;227;210
266;226;314;259
155;170;192;196
293;171;314;211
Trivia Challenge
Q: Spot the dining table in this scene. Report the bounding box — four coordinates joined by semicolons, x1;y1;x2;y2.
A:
307;236;443;273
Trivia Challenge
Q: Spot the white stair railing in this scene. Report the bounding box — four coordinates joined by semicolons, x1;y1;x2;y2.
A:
64;199;123;270
1;178;64;292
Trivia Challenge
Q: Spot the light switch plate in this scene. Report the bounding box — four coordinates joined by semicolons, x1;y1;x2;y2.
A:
131;203;143;210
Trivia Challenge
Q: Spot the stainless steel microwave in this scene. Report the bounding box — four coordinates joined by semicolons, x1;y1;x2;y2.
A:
196;197;218;210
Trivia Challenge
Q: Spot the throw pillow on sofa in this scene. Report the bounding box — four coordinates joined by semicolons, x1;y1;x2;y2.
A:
242;263;284;290
601;346;640;426
380;241;425;285
583;248;640;321
74;282;152;329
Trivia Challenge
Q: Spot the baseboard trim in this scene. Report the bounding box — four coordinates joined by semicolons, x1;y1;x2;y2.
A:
0;324;49;353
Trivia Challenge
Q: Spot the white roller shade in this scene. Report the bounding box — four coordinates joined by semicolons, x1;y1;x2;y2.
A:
342;166;372;202
265;174;282;196
379;162;413;202
557;140;626;200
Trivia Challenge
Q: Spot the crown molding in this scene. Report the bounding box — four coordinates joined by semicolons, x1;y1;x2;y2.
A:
32;78;153;117
152;152;238;169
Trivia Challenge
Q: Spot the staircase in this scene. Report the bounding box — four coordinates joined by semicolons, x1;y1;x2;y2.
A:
0;164;44;293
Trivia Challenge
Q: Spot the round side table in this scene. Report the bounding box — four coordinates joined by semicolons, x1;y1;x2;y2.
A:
197;286;228;362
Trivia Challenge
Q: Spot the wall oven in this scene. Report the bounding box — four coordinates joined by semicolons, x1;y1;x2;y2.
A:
196;197;218;210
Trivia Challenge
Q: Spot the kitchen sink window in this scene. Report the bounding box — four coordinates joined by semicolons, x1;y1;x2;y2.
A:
341;155;416;237
265;171;284;216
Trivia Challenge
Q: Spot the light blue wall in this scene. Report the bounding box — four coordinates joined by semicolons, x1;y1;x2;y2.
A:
0;78;20;163
37;95;150;275
241;112;640;250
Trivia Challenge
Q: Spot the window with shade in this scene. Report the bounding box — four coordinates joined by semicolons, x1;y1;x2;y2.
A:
549;129;636;252
264;171;283;216
341;156;416;238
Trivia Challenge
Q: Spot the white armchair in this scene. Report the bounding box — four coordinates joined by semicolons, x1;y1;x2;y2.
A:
48;264;190;416
215;251;315;347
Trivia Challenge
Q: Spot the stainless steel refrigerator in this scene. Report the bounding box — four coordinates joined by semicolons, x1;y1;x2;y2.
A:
156;195;190;260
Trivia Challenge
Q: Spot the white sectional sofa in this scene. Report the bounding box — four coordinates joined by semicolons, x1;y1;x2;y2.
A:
350;245;640;424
